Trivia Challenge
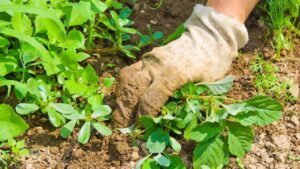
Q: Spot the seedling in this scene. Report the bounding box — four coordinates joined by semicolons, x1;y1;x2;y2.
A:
136;76;283;168
250;55;296;101
259;0;300;59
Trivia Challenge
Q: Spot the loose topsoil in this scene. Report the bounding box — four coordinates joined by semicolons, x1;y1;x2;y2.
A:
12;0;300;169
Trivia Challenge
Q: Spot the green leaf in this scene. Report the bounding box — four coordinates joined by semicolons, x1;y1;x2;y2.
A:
16;103;39;115
154;154;170;167
63;29;85;49
193;137;225;169
19;149;29;156
183;116;197;140
47;107;66;127
60;120;76;138
62;2;92;27
16;140;25;149
235;96;283;126
0;28;59;75
163;23;185;45
14;83;28;100
170;137;181;152
49;103;77;115
189;123;223;142
92;122;112;136
35;16;66;44
141;158;160;169
227;122;254;157
78;122;91;144
167;155;186;169
0;56;18;76
103;77;114;87
146;128;170;153
139;116;156;129
91;105;111;118
0;36;10;47
8;139;16;146
12;13;32;35
0;104;29;141
82;0;107;13
200;75;235;95
119;7;132;19
82;64;98;84
0;4;66;38
76;52;90;62
153;31;164;40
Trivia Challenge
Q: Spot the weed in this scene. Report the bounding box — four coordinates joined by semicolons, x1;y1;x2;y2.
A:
134;76;283;168
250;55;296;102
260;0;300;59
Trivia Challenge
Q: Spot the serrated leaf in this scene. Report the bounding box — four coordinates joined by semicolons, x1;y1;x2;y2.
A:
92;122;112;136
146;128;170;153
227;122;254;157
154;154;170;167
235;96;283;126
200;75;235;95
78;122;91;144
60;120;76;138
0;104;29;141
16;103;39;115
189;122;223;142
193;137;225;169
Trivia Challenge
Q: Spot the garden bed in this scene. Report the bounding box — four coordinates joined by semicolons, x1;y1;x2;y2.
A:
1;0;299;169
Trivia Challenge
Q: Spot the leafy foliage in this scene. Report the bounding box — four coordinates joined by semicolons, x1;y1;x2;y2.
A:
136;76;283;168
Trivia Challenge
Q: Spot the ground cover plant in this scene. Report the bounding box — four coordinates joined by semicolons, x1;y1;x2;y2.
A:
0;0;163;167
133;76;283;169
0;0;298;168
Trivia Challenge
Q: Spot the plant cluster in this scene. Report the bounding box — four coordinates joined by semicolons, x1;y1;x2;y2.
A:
260;0;300;59
250;55;296;102
133;76;283;169
0;0;163;166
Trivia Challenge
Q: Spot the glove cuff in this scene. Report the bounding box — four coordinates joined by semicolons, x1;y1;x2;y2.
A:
185;4;249;50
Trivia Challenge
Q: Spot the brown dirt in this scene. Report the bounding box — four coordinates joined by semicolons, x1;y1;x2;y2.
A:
11;0;300;168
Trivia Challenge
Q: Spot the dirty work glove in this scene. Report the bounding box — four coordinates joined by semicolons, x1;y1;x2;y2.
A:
112;4;249;127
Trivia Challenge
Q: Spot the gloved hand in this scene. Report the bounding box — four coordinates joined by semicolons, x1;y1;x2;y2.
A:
112;4;249;127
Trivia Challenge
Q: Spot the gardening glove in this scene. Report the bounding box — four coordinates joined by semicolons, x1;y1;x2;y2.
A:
112;4;249;127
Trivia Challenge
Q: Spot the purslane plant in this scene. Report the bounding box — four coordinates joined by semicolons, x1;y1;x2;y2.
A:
135;76;283;169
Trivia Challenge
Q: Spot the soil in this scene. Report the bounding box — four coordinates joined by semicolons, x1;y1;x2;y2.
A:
6;0;300;168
